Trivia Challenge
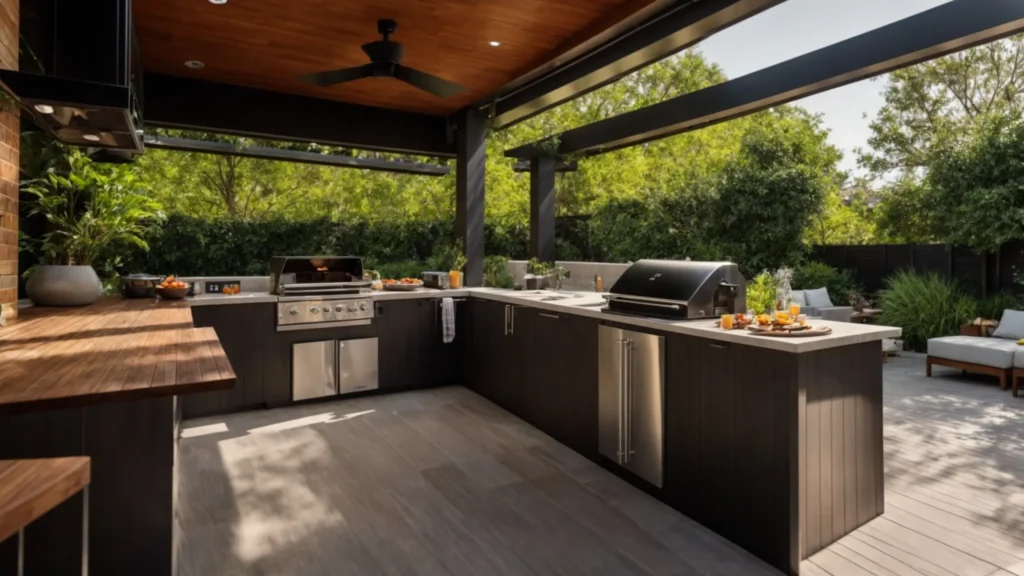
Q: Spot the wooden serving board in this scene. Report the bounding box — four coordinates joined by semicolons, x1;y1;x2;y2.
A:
746;325;832;337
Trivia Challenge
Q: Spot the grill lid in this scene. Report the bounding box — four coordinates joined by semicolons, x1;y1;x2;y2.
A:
606;260;746;320
609;260;729;302
269;256;368;295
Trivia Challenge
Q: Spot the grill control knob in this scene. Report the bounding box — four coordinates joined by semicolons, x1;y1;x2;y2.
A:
309;306;320;315
359;302;368;311
288;307;299;316
347;303;357;312
334;304;344;313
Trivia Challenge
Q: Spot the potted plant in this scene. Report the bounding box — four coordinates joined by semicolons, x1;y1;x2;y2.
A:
21;149;162;306
525;258;554;290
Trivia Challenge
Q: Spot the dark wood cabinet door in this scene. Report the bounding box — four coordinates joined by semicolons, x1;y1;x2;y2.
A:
663;333;702;517
377;299;433;390
566;314;599;459
185;303;273;419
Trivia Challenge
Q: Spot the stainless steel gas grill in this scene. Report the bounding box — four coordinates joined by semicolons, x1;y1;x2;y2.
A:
603;260;746;321
269;256;376;332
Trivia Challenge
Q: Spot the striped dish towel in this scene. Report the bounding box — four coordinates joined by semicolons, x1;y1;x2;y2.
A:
442;297;456;343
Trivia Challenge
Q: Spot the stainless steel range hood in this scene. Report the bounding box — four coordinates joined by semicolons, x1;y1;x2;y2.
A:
0;71;143;152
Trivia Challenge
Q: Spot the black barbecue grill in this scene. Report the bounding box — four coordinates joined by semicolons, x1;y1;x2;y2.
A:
603;260;746;321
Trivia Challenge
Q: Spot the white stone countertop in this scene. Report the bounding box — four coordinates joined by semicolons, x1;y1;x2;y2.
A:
188;287;900;352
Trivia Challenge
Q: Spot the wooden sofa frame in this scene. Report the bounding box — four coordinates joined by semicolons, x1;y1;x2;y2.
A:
926;355;1010;391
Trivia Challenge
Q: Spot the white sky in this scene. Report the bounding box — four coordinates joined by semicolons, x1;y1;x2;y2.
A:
698;0;948;179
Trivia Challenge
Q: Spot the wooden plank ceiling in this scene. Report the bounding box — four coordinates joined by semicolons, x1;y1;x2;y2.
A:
133;0;661;116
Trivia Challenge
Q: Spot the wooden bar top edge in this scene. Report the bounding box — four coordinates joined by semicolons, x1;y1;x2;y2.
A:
0;457;91;543
0;298;236;412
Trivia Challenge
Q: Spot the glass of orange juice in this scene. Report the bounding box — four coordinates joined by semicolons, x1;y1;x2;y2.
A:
789;303;801;317
720;314;734;330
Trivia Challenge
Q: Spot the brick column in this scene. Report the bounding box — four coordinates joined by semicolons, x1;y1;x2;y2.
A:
0;0;17;320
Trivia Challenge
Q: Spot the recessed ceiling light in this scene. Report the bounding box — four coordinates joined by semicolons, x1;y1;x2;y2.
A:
33;104;54;114
209;0;227;4
82;134;101;142
489;41;501;47
185;60;205;69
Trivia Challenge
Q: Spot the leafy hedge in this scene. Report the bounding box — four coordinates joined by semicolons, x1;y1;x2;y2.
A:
124;215;591;276
792;261;862;305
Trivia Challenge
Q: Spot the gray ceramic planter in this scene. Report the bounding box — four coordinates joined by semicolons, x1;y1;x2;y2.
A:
25;265;103;307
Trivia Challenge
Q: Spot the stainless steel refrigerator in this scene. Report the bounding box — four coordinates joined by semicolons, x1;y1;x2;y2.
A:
292;338;379;401
598;325;664;487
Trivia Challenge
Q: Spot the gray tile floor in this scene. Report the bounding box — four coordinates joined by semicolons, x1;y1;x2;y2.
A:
179;353;1024;576
179;386;779;576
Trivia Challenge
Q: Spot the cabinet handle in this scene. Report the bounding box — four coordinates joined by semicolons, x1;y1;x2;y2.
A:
618;339;626;465
539;313;560;320
510;306;515;335
710;343;728;349
625;339;633;464
504;305;509;336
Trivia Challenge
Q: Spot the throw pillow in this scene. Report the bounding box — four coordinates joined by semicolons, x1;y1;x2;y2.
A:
992;309;1024;340
789;290;807;307
804;287;833;309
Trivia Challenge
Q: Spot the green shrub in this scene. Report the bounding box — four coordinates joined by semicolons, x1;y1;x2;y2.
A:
746;271;778;315
792;261;862;305
367;260;429;280
483;256;514;288
975;291;1022;321
878;271;977;352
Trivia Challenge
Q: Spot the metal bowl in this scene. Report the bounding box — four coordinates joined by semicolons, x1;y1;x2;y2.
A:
156;286;189;300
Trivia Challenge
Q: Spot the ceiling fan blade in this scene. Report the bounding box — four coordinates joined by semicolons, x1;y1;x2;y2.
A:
393;64;465;98
299;64;373;87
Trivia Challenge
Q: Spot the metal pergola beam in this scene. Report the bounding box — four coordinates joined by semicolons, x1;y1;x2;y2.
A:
506;0;1024;158
143;74;455;158
142;136;451;176
490;0;786;128
512;160;578;173
529;157;557;262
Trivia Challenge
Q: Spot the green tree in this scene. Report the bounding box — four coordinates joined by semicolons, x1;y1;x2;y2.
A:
858;35;1024;179
872;176;941;243
807;188;877;246
714;109;842;274
926;119;1024;252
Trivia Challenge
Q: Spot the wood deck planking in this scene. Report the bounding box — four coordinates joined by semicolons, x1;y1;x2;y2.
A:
804;353;1024;576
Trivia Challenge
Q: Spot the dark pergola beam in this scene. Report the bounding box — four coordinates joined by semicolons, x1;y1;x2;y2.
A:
512;159;578;173
143;74;455;158
506;0;1024;158
142;135;450;176
491;0;786;128
529;157;557;262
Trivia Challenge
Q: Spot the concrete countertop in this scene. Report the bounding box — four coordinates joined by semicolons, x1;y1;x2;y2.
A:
188;287;900;353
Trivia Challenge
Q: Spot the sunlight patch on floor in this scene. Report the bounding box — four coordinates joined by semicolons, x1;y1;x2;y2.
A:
247;409;375;434
218;428;344;564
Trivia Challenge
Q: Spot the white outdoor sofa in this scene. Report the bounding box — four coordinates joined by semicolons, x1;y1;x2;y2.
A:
927;309;1024;397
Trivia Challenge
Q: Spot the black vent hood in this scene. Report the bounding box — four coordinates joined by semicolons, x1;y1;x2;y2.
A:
0;71;142;152
5;0;142;152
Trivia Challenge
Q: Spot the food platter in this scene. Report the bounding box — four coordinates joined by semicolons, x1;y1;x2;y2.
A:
382;278;423;291
746;325;832;337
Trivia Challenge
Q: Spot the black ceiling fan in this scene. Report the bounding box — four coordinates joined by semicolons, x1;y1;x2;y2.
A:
299;19;466;99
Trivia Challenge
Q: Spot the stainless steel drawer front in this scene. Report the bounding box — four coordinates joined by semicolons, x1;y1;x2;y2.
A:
338;338;379;395
292;341;336;401
598;325;664;488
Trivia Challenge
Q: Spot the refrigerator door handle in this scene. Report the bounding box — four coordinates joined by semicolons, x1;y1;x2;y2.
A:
625;338;633;463
618;338;626;464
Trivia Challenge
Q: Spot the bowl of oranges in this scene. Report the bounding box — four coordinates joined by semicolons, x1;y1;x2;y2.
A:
156;275;190;300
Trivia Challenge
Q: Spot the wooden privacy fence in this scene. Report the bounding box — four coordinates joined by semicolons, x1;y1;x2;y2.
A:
810;241;1024;298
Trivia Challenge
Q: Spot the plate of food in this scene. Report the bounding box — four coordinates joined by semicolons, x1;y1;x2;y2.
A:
382;278;424;291
715;313;751;330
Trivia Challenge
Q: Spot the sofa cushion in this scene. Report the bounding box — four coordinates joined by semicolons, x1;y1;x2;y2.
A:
790;290;807;307
992;309;1024;340
804;287;833;309
928;336;1018;369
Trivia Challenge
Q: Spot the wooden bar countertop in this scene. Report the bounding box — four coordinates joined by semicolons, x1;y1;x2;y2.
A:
0;457;91;542
0;298;235;412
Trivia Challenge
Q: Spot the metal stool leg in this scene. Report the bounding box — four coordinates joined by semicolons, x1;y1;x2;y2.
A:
17;528;24;576
82;486;89;576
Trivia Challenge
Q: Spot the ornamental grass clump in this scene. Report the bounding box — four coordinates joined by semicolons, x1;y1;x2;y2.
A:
878;271;976;352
